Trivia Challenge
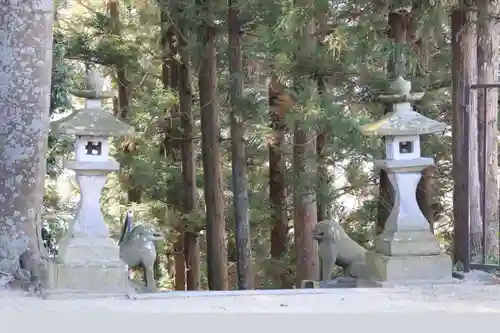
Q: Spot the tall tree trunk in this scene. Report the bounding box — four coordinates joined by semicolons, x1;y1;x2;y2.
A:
316;130;329;222
160;9;185;290
293;120;319;285
476;0;499;262
175;5;201;290
184;232;200;290
0;0;53;283
451;7;481;265
465;9;482;263
292;2;319;285
315;0;330;223
161;20;182;162
268;74;289;288
107;0;141;203
197;0;228;290
316;77;330;222
228;0;253;290
179;48;200;291
172;231;185;290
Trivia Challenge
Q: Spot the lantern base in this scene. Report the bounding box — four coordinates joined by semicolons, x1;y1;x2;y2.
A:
57;235;122;265
374;230;442;257
363;251;453;284
47;234;130;294
47;259;130;294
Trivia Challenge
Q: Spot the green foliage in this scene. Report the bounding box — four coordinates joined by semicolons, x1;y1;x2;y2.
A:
47;30;74;178
50;32;73;116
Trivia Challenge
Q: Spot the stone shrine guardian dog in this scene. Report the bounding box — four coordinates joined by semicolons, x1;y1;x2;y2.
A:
118;220;164;292
312;220;367;280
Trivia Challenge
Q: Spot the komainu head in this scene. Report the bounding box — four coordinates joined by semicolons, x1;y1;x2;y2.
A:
126;225;164;243
312;220;336;242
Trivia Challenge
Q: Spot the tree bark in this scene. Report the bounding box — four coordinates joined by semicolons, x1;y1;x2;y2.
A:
465;9;482;263
179;52;200;291
316;132;329;222
269;130;287;259
316;77;330;222
176;10;201;289
292;4;319;285
314;0;329;225
197;0;228;290
160;17;182;162
293;121;319;285
173;231;185;290
476;0;499;262
0;0;53;282
228;0;253;290
184;231;200;290
451;8;481;266
159;8;186;290
268;74;289;288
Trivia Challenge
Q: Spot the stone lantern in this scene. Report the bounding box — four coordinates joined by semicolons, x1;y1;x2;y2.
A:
48;71;134;295
359;76;454;285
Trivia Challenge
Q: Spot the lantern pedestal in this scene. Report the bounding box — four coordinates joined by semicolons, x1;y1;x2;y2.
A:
362;158;454;285
47;161;130;295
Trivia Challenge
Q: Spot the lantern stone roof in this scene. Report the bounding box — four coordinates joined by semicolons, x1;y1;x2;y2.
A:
359;76;447;136
51;71;134;137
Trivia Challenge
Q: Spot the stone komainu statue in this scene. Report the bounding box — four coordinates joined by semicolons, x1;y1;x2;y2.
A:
118;210;164;292
312;220;367;281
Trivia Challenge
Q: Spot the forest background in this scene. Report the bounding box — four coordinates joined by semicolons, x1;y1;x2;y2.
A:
41;0;497;290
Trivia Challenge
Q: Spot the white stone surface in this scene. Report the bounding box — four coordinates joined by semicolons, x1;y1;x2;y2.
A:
58;235;122;264
69;171;111;239
385;134;420;160
47;261;129;292
3;284;500;315
378;167;435;234
371;160;442;258
85;98;102;109
365;252;452;282
374;230;441;256
374;157;433;173
75;136;109;162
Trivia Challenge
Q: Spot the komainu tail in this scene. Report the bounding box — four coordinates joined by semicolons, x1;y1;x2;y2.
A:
118;208;133;245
